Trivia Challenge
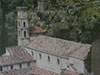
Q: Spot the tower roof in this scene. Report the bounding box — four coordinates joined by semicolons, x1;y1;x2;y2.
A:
16;6;28;11
30;26;46;34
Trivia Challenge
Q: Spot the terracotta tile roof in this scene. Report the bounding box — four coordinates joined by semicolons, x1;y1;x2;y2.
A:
0;68;32;75
31;26;46;34
28;35;91;60
0;46;34;66
61;69;82;75
0;66;58;75
31;66;58;75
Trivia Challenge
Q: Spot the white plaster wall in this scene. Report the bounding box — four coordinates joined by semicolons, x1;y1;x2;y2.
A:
13;64;20;70
2;66;8;71
36;52;62;73
2;65;18;71
18;11;27;19
8;66;11;70
22;63;27;68
70;57;85;73
25;48;85;74
1;62;33;72
22;63;32;68
60;58;70;70
22;39;29;46
18;38;22;46
61;57;85;73
25;48;61;73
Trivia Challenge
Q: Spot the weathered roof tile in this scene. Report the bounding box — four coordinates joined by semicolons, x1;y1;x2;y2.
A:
28;35;91;60
0;46;34;66
0;66;58;75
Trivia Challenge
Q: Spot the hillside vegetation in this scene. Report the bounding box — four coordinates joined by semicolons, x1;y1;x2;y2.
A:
0;0;100;54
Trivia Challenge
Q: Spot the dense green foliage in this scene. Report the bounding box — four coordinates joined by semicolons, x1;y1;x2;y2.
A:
0;0;35;55
0;0;100;54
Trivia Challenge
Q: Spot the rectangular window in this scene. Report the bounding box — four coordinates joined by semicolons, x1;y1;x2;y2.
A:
23;22;26;27
32;51;34;56
48;56;50;62
11;65;13;70
0;67;2;71
19;21;20;27
39;53;42;59
57;58;60;64
19;64;22;69
28;62;30;66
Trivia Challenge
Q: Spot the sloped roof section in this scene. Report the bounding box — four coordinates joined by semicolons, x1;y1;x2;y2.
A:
0;66;58;75
31;26;46;34
31;66;58;75
0;46;34;66
61;69;82;75
28;35;91;60
0;68;32;75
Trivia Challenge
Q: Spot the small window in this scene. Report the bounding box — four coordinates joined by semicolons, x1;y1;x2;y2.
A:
67;58;69;60
19;31;20;36
24;31;26;37
67;66;70;68
19;21;20;27
28;62;30;66
23;22;26;27
11;65;13;70
39;53;42;59
48;56;50;62
57;58;60;64
32;51;34;56
19;64;22;68
0;67;2;71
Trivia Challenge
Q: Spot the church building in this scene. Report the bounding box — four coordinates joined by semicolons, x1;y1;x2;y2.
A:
0;7;91;75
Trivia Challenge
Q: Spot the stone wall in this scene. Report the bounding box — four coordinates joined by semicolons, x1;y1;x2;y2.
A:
25;47;85;74
0;62;33;72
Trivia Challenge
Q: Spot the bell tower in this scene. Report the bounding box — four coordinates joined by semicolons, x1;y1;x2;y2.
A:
38;0;48;12
17;7;30;46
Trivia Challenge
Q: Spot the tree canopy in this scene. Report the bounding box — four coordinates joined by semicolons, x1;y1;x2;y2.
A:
0;0;100;56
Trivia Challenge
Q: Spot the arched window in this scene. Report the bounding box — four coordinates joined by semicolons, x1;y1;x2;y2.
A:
19;64;22;68
0;67;2;71
48;56;50;62
57;58;60;64
67;66;70;68
19;21;20;27
39;53;42;59
24;31;27;37
23;22;26;27
28;62;30;66
19;31;20;36
32;51;34;56
11;65;13;70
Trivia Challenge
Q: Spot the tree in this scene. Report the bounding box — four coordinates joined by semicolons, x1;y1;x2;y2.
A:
6;12;17;46
0;0;9;55
48;23;70;40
